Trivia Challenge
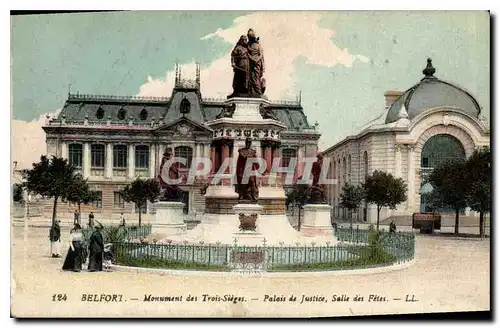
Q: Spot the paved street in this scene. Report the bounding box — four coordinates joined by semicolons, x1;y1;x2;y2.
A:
11;225;490;318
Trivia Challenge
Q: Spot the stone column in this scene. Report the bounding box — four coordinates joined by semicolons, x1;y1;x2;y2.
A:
128;144;135;179
210;144;216;174
395;145;402;178
157;144;166;174
60;141;68;160
222;141;230;173
272;146;279;163
254;141;262;158
203;143;209;159
149;143;156;178
264;143;272;174
406;145;415;210
105;143;113;179
297;146;304;178
195;142;203;157
83;142;91;178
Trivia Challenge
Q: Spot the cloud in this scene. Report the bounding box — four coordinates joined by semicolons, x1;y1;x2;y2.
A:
12;109;61;170
138;12;368;100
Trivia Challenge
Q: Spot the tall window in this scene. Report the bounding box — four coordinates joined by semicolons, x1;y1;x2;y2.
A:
92;191;102;208
337;158;341;186
342;157;347;184
91;144;105;168
68;143;83;167
281;148;297;167
420;134;466;213
174;146;193;168
114;191;125;208
135;145;149;169
113;145;128;168
348;155;352;183
363;151;368;182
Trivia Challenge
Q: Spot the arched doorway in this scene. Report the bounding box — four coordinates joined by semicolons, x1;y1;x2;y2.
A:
420;134;466;212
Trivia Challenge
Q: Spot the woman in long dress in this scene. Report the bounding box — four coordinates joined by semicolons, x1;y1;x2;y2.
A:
49;220;61;258
62;224;84;272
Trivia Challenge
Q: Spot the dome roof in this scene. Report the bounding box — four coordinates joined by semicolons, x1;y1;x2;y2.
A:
385;59;482;124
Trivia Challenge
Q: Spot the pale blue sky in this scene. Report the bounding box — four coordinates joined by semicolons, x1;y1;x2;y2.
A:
11;11;490;148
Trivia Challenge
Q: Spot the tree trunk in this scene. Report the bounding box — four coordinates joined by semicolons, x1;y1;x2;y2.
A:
297;206;301;231
454;208;460;235
78;202;81;224
51;195;58;226
479;211;484;239
376;206;381;232
138;204;142;227
349;208;353;230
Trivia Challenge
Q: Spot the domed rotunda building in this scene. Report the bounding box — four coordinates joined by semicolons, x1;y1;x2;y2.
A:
323;58;490;223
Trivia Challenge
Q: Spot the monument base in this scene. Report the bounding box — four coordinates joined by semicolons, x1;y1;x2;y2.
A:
153;202;187;236
300;204;335;237
232;203;264;246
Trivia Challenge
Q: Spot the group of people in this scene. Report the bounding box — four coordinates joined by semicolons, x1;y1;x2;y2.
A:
73;210;95;227
49;218;105;273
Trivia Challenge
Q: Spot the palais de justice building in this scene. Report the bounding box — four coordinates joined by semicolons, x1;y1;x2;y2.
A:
323;59;490;223
42;65;320;216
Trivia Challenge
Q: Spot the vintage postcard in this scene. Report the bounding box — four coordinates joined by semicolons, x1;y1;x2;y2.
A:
10;10;490;318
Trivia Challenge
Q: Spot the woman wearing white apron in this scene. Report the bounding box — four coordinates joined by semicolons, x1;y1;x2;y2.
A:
49;220;61;258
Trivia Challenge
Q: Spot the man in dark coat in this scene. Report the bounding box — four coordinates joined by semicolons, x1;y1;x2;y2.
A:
88;222;104;272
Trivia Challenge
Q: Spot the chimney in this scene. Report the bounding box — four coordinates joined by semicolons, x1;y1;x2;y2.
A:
384;90;404;109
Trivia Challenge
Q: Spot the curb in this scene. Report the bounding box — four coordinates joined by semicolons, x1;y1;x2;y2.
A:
109;258;415;277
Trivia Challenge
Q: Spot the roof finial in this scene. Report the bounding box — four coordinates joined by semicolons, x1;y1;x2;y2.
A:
422;58;436;78
175;63;178;86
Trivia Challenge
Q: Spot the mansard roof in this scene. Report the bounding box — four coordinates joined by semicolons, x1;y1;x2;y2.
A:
55;87;311;130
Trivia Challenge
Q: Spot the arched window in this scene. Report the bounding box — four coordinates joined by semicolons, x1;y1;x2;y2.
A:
420;134;466;212
337;158;341;185
421;134;465;169
363;151;368;182
91;144;105;168
139;108;148;120
281;148;297;168
135;145;149;168
342;157;347;184
180;98;191;114
68;143;83;167
96;105;105;119
117;107;126;120
175;146;193;168
348;154;352;183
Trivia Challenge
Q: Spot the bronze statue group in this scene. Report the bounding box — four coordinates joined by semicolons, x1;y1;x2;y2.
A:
50;219;105;273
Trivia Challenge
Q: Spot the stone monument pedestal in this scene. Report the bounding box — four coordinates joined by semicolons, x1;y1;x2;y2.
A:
153;201;187;236
232;203;264;246
300;204;334;237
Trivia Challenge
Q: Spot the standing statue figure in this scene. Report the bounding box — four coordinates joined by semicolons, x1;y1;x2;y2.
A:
309;153;327;204
247;29;266;97
230;35;250;96
235;138;259;202
157;148;184;202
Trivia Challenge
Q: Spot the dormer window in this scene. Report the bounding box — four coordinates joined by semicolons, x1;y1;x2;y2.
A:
96;105;105;119
117;107;126;120
180;97;191;115
140;107;148;120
